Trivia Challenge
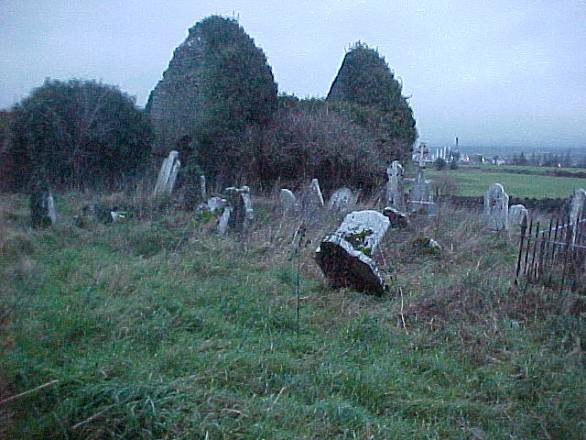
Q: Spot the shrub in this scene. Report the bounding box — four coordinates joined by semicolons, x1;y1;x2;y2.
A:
326;42;417;163
6;79;153;191
435;157;447;170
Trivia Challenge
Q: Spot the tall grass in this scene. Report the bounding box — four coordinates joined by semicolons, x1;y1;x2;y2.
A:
0;191;584;439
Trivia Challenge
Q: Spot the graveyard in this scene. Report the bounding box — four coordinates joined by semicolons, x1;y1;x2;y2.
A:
1;10;585;440
0;164;585;438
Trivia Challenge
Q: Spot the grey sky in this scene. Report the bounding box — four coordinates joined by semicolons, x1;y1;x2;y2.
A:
1;0;585;149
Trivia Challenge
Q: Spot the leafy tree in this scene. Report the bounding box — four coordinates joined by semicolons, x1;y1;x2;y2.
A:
326;43;417;162
7;79;153;190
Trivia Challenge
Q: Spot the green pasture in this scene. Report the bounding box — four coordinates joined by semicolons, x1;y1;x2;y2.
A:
427;168;586;198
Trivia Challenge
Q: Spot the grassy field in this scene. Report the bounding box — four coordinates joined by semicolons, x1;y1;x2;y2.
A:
426;167;586;198
0;192;584;439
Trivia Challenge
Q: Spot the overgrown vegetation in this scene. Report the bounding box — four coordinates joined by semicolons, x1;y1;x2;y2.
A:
5;80;153;191
0;193;583;439
327;43;417;164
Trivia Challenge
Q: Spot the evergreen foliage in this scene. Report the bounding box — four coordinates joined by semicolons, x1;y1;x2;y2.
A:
327;43;417;163
6;79;153;190
147;16;278;184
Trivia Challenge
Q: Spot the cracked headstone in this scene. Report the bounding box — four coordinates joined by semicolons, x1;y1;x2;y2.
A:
408;167;435;215
302;178;324;222
386;161;405;211
30;187;57;228
484;183;509;231
508;204;528;226
315;210;390;294
153;150;181;196
279;189;297;214
328;187;356;212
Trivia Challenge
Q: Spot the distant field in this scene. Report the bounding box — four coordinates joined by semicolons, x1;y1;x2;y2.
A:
426;168;586;198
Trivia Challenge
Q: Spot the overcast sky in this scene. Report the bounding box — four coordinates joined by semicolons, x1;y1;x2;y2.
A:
1;0;585;149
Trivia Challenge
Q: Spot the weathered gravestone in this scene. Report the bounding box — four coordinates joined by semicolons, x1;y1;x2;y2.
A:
568;188;586;244
484;183;509;231
386;161;405;211
508;204;528;226
220;186;254;234
153;150;181;196
408;168;435;215
328;187;356;212
30;188;57;228
279;189;297;213
199;175;207;201
315;210;390;294
302;178;324;222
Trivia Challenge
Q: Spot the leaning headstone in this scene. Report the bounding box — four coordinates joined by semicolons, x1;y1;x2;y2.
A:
315;210;390;294
408;168;435;215
508;204;528;226
386;161;405;211
328;187;356;212
279;189;297;213
302;178;324;221
153;150;181;196
30;189;57;228
484;183;509;231
217;206;232;235
224;186;254;233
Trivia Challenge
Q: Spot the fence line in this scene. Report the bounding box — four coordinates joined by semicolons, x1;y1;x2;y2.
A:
515;210;586;291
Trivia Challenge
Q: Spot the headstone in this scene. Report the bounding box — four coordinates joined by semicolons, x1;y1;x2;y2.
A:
224;186;254;233
279;189;297;213
386;161;405;211
315;210;390;294
568;188;586;244
153;150;181;196
302;178;324;221
484;183;509;231
207;196;227;213
328;187;356;212
508;204;528;226
199;175;207;201
30;188;57;228
408;168;435;215
382;206;410;228
217;206;232;235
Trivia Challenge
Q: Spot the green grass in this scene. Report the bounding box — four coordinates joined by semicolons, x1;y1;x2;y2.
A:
0;194;584;439
427;168;586;198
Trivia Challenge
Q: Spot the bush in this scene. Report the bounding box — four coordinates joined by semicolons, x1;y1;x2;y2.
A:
6;79;153;191
256;98;384;192
435;157;447;170
326;42;417;163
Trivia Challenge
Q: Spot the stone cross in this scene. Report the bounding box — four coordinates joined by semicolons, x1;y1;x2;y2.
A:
414;143;429;168
315;210;390;294
386;161;405;211
484;183;509;231
153;150;181;196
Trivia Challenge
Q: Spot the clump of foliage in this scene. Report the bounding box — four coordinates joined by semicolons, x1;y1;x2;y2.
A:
0;110;14;191
6;79;153;191
147;16;278;185
256;96;384;192
435;157;447;170
327;43;417;163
